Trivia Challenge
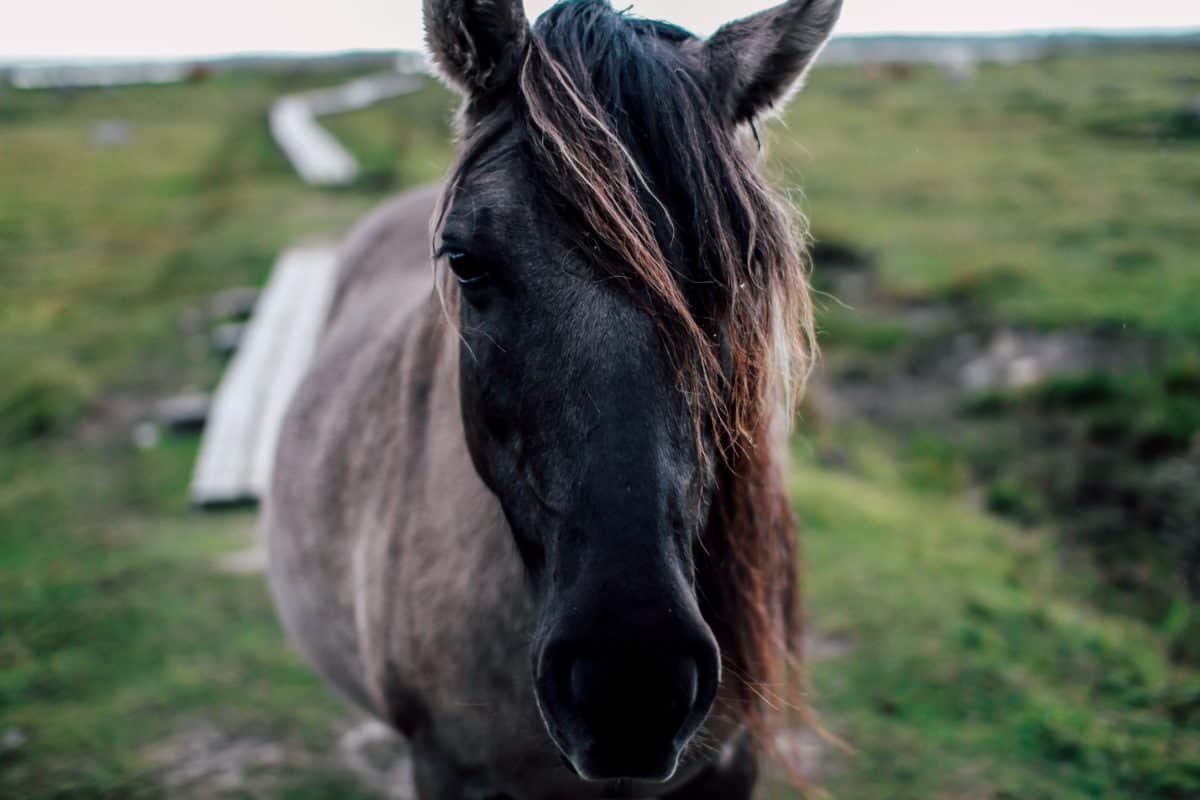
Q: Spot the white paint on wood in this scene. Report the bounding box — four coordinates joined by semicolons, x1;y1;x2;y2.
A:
189;245;339;507
269;72;421;187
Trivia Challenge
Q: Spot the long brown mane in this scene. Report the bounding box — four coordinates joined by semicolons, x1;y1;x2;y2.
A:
438;0;817;753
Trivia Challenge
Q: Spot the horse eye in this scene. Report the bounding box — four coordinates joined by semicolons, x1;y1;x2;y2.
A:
444;249;490;287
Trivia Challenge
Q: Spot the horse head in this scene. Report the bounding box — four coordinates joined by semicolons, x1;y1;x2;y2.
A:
423;0;839;782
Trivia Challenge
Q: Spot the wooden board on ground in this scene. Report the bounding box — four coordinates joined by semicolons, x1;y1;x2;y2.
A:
269;73;421;187
190;244;339;508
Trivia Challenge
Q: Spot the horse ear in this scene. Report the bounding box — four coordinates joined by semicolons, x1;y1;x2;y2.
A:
424;0;530;97
703;0;842;124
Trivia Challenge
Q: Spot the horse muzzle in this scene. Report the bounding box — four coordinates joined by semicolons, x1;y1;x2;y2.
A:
534;623;720;783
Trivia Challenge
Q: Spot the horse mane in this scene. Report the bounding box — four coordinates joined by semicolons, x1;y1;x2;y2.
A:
440;0;818;754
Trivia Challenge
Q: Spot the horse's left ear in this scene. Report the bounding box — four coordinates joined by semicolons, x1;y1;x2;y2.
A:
424;0;529;98
703;0;842;125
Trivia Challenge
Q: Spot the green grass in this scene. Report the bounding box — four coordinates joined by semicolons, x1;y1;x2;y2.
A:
0;441;362;797
778;50;1200;335
3;46;1199;798
792;458;1200;800
0;71;381;444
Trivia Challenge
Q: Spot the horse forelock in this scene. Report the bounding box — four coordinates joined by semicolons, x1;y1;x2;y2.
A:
436;0;818;755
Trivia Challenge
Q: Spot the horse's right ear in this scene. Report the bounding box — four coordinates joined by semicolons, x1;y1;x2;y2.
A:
424;0;530;98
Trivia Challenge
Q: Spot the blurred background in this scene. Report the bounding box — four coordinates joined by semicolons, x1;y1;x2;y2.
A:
2;1;1198;798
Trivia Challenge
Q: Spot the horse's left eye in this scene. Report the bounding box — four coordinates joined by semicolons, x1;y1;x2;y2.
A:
444;249;490;287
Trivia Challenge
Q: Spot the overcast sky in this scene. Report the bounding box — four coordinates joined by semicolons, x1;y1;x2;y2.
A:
4;0;1198;61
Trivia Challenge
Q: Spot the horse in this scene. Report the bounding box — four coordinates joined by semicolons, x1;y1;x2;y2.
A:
267;0;841;797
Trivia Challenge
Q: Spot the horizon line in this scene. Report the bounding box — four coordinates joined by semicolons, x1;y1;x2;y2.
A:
3;25;1197;68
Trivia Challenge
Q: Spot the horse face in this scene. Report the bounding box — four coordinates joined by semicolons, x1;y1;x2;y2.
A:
426;0;841;784
438;139;721;782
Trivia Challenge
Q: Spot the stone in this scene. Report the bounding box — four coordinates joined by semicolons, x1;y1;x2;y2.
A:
133;421;160;450
90;120;132;147
1;727;26;752
207;287;259;322
156;393;210;433
211;322;246;356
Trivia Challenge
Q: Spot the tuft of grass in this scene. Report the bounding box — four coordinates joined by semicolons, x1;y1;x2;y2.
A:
0;358;95;443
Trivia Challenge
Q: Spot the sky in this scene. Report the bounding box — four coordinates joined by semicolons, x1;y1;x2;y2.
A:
3;0;1197;62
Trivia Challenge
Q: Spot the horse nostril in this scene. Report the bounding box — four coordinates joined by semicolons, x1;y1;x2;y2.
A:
566;654;702;742
537;632;719;781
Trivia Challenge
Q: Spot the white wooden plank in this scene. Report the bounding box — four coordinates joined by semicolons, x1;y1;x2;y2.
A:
248;247;339;497
190;245;339;507
190;254;301;505
269;73;421;187
270;98;359;187
303;73;421;116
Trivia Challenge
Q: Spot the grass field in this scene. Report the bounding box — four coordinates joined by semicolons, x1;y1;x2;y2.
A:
2;43;1199;799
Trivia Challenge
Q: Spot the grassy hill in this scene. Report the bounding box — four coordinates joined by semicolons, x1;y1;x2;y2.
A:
2;45;1198;798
